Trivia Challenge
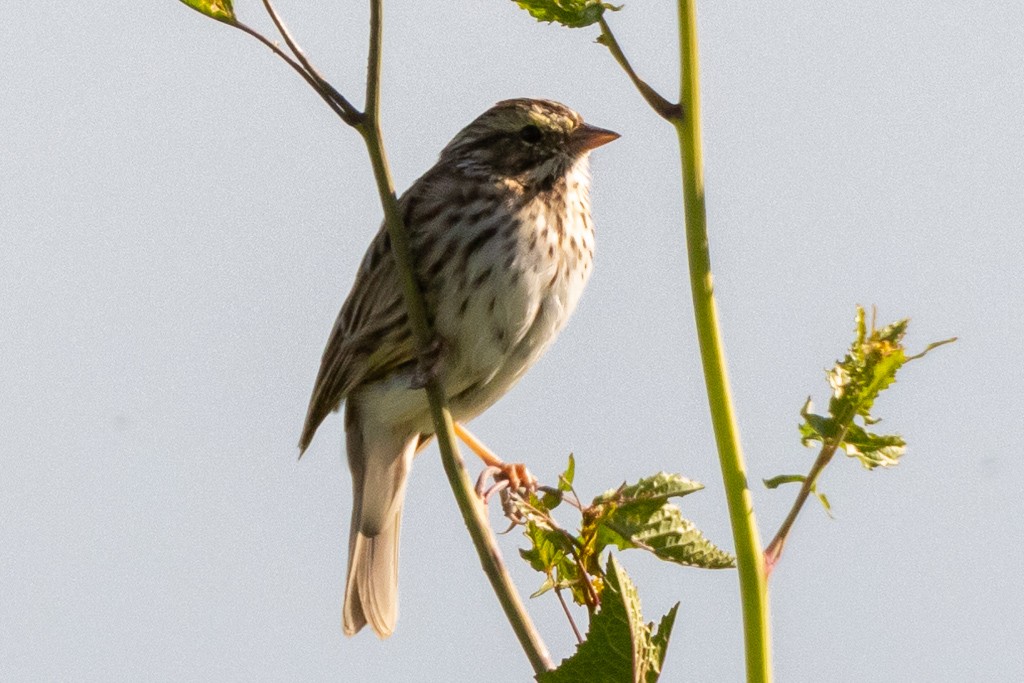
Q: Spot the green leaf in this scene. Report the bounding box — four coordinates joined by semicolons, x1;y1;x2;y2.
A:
179;0;235;22
762;474;807;489
520;522;574;574
592;472;705;508
649;603;679;672
539;489;563;511
840;423;906;469
799;399;907;470
594;502;736;569
585;473;733;569
513;0;617;29
520;521;590;602
814;489;833;517
538;454;576;510
557;558;591;606
559;453;576;491
529;576;555;599
763;473;833;515
785;307;954;525
798;307;953;473
823;307;912;424
799;405;841;445
538;556;677;682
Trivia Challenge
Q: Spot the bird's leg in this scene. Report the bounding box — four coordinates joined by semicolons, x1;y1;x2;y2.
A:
409;335;446;389
455;422;503;468
454;423;537;500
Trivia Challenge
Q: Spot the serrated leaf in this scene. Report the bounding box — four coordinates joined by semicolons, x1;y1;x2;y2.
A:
538;557;677;683
790;306;955;516
592;472;704;508
594;503;735;569
513;0;617;29
846;347;905;418
528;488;560;514
840;424;906;469
649;603;678;667
798;307;949;473
824;307;912;424
800;411;906;469
763;474;806;489
584;473;732;569
179;0;235;22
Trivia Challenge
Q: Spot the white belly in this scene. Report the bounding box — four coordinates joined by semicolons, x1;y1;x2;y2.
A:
357;160;595;434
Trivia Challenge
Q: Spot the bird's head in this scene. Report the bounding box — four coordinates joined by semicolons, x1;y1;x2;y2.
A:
438;98;619;187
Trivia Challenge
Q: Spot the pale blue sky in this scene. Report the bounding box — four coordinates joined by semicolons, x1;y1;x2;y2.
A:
3;1;1023;680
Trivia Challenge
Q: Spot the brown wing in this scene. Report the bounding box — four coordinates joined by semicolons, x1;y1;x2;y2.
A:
298;221;417;454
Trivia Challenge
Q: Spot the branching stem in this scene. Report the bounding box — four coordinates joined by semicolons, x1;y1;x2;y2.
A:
359;1;552;674
231;21;352;123
258;0;360;124
763;440;842;575
209;0;552;673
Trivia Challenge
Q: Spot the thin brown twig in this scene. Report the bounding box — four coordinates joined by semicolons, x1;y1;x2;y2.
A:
231;21;351;122
763;441;840;576
258;0;361;124
555;587;584;644
597;17;681;122
765;407;861;576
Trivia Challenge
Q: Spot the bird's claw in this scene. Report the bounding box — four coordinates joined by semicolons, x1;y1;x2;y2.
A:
475;462;538;503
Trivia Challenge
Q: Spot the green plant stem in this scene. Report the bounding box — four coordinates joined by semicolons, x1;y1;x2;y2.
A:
673;0;772;680
358;0;552;674
597;4;772;675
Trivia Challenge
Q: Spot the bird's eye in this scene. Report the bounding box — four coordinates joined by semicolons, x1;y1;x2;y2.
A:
519;125;543;143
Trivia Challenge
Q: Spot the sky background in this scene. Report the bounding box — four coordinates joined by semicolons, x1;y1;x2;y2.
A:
3;1;1023;681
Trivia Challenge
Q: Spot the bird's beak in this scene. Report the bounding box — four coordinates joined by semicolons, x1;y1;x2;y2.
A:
570;123;620;153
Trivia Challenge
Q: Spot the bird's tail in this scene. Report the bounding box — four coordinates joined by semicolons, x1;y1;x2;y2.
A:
342;404;417;638
343;503;405;638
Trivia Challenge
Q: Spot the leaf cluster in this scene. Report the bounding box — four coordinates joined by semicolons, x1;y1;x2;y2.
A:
797;306;954;470
538;556;677;683
180;0;234;23
514;457;734;611
513;0;619;29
